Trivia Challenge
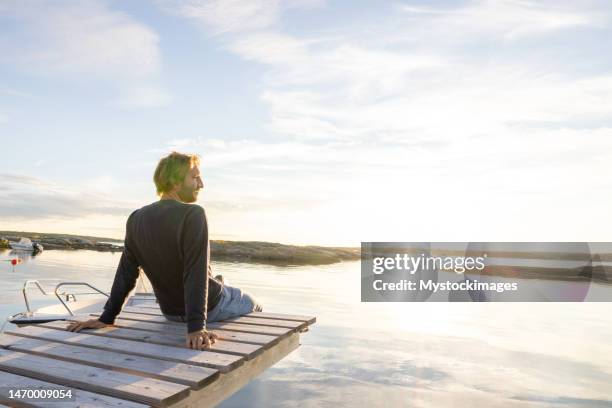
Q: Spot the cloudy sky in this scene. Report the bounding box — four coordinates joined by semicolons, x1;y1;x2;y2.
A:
0;0;611;245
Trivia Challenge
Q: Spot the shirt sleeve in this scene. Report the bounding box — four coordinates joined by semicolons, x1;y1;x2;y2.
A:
98;213;140;324
181;205;210;333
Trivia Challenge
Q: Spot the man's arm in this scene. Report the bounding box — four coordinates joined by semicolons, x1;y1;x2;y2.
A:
67;242;139;331
181;205;209;333
67;240;140;332
68;214;139;333
97;241;140;325
181;206;219;349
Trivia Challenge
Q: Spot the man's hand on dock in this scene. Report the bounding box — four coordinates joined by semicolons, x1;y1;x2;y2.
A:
66;318;108;332
187;329;219;350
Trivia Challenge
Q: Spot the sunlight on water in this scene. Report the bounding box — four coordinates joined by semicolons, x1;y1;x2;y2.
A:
1;249;611;407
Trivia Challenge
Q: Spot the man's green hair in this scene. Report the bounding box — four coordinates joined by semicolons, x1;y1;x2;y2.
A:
154;151;200;196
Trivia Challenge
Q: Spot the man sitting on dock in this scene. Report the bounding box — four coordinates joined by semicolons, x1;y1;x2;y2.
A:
67;152;262;350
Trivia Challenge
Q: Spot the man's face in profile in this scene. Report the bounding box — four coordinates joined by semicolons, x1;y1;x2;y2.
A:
176;164;203;203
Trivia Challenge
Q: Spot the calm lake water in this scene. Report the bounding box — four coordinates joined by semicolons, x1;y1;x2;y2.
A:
1;249;611;407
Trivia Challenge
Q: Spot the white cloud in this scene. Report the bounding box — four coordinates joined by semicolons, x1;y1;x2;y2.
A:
165;0;281;34
231;34;446;96
159;0;324;34
398;0;600;41
0;88;33;98
0;0;160;78
229;32;310;65
0;173;134;220
207;1;610;146
157;0;612;244
0;0;168;107
116;85;172;109
164;137;315;167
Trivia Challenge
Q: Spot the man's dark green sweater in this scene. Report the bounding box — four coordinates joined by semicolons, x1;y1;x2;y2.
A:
98;199;223;333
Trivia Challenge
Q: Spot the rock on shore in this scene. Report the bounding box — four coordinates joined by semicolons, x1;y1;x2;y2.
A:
0;231;360;265
0;231;124;252
211;240;359;265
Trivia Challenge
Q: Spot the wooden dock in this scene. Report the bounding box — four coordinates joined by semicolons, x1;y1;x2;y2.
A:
0;294;315;407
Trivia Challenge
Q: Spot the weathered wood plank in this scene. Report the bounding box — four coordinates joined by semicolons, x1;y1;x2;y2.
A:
0;349;189;407
125;297;315;324
99;311;181;324
131;293;156;298
39;321;263;360
223;316;307;330
0;334;218;390
128;298;156;304
107;318;187;335
0;369;148;407
206;322;293;337
247;312;316;324
122;307;313;329
111;311;294;335
98;311;293;337
130;296;156;302
101;312;293;336
122;306;164;316
128;294;157;307
129;303;161;310
6;326;243;373
106;317;279;347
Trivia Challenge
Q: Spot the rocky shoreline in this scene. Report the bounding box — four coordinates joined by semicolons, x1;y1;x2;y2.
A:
0;232;123;252
0;231;360;265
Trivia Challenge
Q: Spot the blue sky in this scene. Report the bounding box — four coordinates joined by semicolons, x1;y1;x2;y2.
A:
1;0;611;245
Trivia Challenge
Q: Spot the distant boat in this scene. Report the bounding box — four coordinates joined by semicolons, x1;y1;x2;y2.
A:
9;237;44;252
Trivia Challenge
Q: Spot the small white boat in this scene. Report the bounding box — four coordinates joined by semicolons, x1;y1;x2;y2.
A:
9;237;44;252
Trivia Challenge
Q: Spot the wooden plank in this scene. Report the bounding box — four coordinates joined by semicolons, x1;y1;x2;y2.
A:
206;322;293;337
0;349;189;407
131;293;156;298
90;311;187;327
129;299;158;308
223;316;307;330
107;311;294;336
103;311;181;324
6;326;243;373
97;311;293;337
108;318;187;335
107;317;279;347
122;307;313;329
129;303;161;310
124;299;316;325
128;295;157;307
125;301;316;324
0;369;148;407
130;297;156;302
122;306;164;316
0;334;218;390
171;332;301;408
39;321;263;360
247;312;316;324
